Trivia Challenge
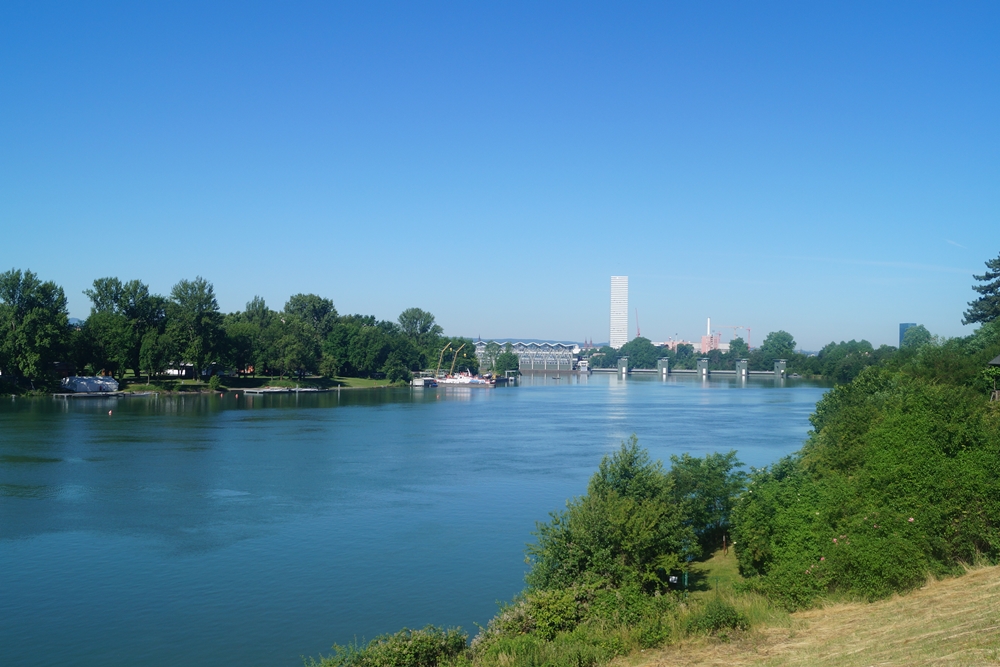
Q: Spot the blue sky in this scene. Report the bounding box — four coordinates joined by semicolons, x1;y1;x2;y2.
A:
2;2;997;349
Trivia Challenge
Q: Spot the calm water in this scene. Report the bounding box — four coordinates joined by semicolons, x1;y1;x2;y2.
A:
0;374;829;667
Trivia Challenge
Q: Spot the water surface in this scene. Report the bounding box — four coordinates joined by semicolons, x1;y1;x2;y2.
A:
0;374;829;667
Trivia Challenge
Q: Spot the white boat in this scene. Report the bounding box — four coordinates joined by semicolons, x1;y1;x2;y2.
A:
438;372;494;386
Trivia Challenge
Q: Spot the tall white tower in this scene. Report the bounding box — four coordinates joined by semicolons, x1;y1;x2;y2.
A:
610;276;628;349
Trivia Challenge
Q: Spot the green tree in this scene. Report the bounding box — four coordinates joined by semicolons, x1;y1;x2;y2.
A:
81;311;131;377
760;330;795;358
962;252;1000;325
270;314;320;378
668;451;745;554
482;341;501;373
398;307;443;339
82;277;166;379
0;269;70;383
618;336;667;369
900;324;933;349
526;436;695;593
495;343;520;375
139;329;174;382
349;325;392;377
166;277;223;378
728;337;749;358
588;345;620;369
672;343;696;369
284;294;337;339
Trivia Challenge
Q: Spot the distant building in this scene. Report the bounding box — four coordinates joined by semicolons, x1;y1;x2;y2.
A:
610;276;628;349
699;317;728;354
899;323;916;347
659;340;696;351
474;341;576;372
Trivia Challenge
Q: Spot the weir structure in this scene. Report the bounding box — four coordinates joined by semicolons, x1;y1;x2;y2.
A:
594;358;789;378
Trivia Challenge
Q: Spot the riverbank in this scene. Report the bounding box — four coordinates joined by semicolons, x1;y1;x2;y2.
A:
638;562;1000;667
2;375;409;396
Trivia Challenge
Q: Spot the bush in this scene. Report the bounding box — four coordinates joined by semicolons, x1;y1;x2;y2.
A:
685;599;749;635
207;374;222;391
306;626;468;667
733;360;1000;609
526;436;695;593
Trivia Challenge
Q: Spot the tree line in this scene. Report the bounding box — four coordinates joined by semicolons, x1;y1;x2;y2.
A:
0;269;477;388
586;323;949;384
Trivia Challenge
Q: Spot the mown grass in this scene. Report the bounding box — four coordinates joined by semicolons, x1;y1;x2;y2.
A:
638;563;1000;667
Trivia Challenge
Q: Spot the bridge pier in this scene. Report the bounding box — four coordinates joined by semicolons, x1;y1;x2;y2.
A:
657;358;669;378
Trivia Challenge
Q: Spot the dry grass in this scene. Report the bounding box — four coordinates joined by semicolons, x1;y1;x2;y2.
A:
637;564;1000;667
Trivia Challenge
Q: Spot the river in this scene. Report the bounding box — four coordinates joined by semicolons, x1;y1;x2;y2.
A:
0;374;829;667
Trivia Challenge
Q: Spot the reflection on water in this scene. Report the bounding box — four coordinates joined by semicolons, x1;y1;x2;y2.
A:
0;375;830;667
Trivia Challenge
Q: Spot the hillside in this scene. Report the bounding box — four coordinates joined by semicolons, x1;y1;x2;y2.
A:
639;564;1000;667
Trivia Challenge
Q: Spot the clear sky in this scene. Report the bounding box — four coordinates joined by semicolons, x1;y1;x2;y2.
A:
2;2;998;350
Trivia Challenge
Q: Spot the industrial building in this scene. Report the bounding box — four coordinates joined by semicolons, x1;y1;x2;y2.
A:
474;341;577;372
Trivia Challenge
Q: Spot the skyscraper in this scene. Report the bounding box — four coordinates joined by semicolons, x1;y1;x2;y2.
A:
610;276;628;349
899;322;916;347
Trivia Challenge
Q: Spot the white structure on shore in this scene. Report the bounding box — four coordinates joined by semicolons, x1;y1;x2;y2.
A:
610;276;628;349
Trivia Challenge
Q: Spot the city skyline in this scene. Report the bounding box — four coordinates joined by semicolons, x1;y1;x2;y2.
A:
2;3;998;349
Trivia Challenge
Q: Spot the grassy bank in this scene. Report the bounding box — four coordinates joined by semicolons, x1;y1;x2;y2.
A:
640;562;1000;667
119;374;406;393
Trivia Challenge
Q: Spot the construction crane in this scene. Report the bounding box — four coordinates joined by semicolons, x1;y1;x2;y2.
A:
448;343;467;375
435;343;452;377
719;325;752;350
635;308;641;338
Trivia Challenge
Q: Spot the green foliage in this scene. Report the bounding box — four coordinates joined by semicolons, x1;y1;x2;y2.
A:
668;451;746;555
760;330;795;358
306;626;468;667
83;277;165;378
207;374;222;391
167;276;224;377
494;343;519;375
285;293;338;339
733;360;1000;609
0;268;70;383
616;337;668;369
685;599;749;635
728;337;749;359
963;251;1000;325
586;346;620;369
398;308;443;340
526;436;694;594
900;324;933;349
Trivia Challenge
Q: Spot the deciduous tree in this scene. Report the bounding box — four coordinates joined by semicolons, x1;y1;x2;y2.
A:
166;277;223;377
0;269;69;382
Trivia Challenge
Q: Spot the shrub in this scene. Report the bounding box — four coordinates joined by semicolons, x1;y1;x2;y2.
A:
526;436;695;593
685;599;749;635
306;626;468;667
208;374;222;391
733;363;1000;609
